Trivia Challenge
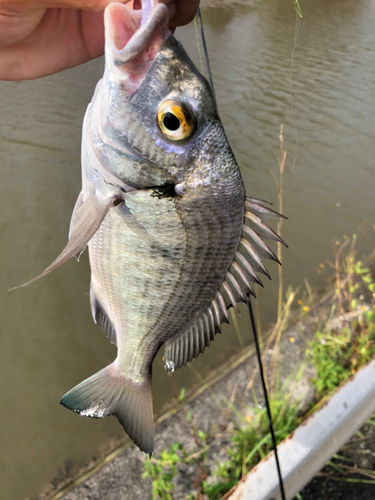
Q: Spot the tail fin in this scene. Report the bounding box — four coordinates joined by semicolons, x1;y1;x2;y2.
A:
61;363;154;455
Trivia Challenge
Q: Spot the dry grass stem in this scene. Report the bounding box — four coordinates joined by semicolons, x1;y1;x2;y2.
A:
277;124;287;321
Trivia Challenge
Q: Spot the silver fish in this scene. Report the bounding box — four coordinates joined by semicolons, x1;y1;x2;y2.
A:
15;1;286;455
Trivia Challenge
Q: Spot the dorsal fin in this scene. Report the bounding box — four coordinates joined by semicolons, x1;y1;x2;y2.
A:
163;196;285;372
90;285;118;346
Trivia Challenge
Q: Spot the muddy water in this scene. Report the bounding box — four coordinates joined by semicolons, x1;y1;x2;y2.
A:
0;0;374;498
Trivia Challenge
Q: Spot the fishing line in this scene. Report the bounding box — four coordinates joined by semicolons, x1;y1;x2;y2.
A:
289;11;302;173
197;10;286;497
193;14;205;76
197;8;216;101
247;294;286;500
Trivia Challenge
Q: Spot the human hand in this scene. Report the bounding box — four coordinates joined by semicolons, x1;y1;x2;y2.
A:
0;0;200;80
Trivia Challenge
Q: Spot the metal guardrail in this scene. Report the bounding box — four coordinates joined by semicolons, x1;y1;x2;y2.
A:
224;358;375;500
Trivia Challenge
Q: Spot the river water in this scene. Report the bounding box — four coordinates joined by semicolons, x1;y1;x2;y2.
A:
0;0;374;498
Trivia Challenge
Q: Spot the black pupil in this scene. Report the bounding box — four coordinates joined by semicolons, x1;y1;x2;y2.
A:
163;112;180;131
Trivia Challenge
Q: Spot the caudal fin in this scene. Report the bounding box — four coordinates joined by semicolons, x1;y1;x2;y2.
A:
61;363;154;455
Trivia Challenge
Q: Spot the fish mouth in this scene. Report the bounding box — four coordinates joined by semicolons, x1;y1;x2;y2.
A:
104;2;170;95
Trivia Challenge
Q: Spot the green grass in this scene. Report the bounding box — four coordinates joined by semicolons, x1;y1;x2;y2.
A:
203;391;302;499
309;309;375;397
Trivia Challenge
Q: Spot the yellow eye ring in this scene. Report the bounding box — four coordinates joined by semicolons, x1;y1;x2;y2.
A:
157;100;196;143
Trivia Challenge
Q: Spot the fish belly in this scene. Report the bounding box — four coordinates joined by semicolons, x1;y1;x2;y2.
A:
89;190;187;381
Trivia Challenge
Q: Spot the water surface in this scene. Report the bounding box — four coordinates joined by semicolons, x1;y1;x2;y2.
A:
0;0;374;498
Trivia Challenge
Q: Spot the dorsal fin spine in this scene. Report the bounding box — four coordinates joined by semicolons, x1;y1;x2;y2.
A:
245;211;288;247
193;324;200;357
176;337;182;366
234;251;263;287
184;333;190;365
169;341;174;366
180;336;185;366
225;271;246;302
202;313;211;346
197;318;205;352
215;291;229;323
207;308;216;339
230;261;256;298
239;239;271;279
246;196;273;206
169;340;174;367
220;281;238;310
211;300;221;332
245;199;286;220
242;225;280;263
189;327;194;360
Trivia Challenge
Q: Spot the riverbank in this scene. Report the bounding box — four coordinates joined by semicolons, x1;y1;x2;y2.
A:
40;249;375;500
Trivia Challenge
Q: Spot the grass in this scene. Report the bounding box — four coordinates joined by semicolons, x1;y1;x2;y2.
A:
309;308;375;396
294;1;303;18
142;384;303;500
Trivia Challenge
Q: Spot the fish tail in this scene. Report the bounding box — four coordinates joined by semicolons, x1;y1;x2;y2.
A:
60;362;154;456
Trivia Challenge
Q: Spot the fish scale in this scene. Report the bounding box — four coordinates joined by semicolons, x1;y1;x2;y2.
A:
90;191;188;362
146;187;244;345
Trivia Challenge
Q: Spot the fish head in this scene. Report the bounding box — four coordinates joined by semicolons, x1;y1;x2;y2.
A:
91;1;243;197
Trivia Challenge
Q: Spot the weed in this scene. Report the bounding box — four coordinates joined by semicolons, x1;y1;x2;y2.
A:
143;443;186;500
202;388;301;499
294;0;303;18
309;308;375;397
144;376;303;500
143;410;213;500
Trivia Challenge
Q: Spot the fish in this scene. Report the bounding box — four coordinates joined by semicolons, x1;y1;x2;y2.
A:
13;1;286;455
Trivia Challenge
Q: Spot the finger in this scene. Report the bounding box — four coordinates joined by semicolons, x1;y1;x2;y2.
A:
0;9;101;80
160;0;200;27
0;9;46;46
0;1;133;15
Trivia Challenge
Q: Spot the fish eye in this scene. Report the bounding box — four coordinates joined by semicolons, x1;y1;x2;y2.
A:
157;100;196;142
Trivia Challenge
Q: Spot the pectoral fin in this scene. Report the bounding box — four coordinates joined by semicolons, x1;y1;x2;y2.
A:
10;194;120;290
69;190;83;241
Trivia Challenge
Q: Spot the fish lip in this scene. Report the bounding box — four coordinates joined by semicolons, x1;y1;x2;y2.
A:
104;3;170;94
